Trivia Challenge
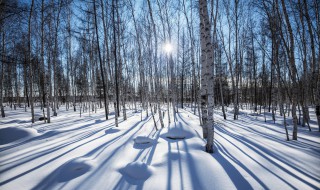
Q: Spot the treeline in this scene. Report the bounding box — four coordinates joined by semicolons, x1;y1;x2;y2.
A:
0;0;319;142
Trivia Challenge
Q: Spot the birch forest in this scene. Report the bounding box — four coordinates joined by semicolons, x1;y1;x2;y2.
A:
0;0;319;189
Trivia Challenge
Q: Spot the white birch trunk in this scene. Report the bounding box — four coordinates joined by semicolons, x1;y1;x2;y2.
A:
199;0;215;153
28;0;35;123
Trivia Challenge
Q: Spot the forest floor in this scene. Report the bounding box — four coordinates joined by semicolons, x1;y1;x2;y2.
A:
0;105;319;190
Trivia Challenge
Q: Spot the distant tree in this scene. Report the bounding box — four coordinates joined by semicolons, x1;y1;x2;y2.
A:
28;0;35;123
93;0;108;120
277;0;299;140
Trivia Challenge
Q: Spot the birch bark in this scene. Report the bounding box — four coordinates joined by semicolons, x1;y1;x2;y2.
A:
199;0;215;153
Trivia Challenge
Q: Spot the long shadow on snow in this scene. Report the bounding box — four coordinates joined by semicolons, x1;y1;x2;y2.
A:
177;112;218;189
225;121;320;158
234;120;319;147
176;113;204;141
73;116;152;189
0;119;29;125
0;113;134;153
0;120;114;167
4;115;92;132
32;116;151;190
216;125;319;189
162;119;205;190
180;133;204;190
221;118;320;151
104;117;156;190
182;109;319;189
0;116;136;183
176;141;185;190
0;129;101;171
178;110;266;189
215;126;294;189
0;129;109;187
214;140;254;189
0;119;107;153
36;116;101;133
0;112;135;164
38;111;133;133
241;112;320;138
116;118;163;189
112;126;169;190
131;126;162;190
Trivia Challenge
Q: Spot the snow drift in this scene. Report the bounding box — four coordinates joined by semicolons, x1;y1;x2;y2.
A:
0;127;38;145
162;122;197;140
119;161;153;184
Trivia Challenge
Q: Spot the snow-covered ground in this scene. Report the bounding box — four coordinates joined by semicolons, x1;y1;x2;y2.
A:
0;105;319;190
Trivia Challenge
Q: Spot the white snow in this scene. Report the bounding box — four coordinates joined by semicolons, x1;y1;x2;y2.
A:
162;121;197;140
57;157;95;182
119;161;153;181
0;106;319;190
134;136;154;144
0;127;38;145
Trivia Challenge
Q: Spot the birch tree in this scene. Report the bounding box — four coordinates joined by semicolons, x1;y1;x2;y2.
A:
93;0;108;120
147;0;164;128
199;0;215;153
28;0;35;123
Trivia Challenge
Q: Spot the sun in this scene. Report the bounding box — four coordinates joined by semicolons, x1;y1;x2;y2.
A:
164;42;173;53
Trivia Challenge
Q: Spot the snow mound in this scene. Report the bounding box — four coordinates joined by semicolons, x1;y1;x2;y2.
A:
162;122;196;140
105;128;120;134
119;161;153;182
133;136;154;149
134;136;153;144
0;127;38;145
58;157;94;182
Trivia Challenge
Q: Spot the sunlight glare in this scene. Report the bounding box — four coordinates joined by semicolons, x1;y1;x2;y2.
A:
164;43;173;53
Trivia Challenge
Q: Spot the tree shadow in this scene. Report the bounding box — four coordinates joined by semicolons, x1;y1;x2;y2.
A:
111;116;165;190
0;130;108;187
0;114;141;187
73;116;153;189
0;112;136;153
215;124;319;189
180;139;203;190
31;158;93;190
176;112;204;141
0;120;116;166
223;120;320;158
213;140;255;189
